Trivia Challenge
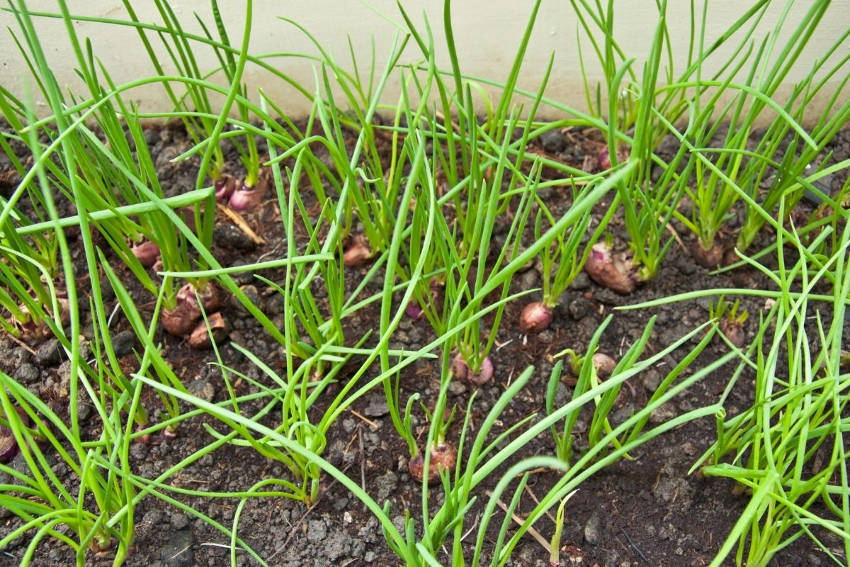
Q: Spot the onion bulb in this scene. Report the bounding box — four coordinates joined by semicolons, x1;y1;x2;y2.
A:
691;240;725;269
591;352;617;378
0;407;30;464
719;318;746;348
228;177;267;212
131;240;160;268
584;243;637;295
408;442;457;484
214;173;236;202
519;301;554;334
405;302;425;320
451;353;494;385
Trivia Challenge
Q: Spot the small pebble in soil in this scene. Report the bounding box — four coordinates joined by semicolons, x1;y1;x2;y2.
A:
307;519;327;543
74;402;92;423
567;297;592;320
448;380;467;396
112;330;137;357
35;338;62;366
8;346;32;367
650;402;677;424
231;284;260;312
141;508;164;530
520;269;538;289
187;379;215;402
642;368;662;391
169;512;190;530
265;293;285;315
540;129;567;154
569;272;591;290
584;511;602;545
374;470;398;502
160;528;195;567
363;395;389;418
56;360;72;397
676;255;697;275
14;363;39;384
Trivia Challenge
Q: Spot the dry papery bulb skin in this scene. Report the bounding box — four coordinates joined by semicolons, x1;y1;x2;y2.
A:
343;234;373;267
162;282;223;337
584;242;637;295
719;318;746;348
187;311;228;349
408;442;458;484
131;240;161;268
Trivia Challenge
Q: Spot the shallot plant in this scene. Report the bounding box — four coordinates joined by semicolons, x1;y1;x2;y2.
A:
0;369;140;567
519;182;616;334
545;313;720;466
671;0;850;262
693;209;850;567
570;0;850;281
394;0;570;383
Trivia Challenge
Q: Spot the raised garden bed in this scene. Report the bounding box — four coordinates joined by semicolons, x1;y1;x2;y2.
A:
1;1;849;566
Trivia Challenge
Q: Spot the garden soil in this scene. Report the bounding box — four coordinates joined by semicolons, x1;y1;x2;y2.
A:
0;122;848;567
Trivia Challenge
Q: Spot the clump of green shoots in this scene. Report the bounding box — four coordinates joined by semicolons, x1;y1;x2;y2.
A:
695;213;850;567
407;403;458;485
708;295;749;349
519;182;615;333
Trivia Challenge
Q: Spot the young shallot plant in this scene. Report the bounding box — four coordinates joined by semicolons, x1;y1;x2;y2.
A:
0;370;142;567
121;0;232;201
570;0;847;282
3;0;238;344
382;310;722;566
708;295;750;349
545;313;719;465
669;0;850;263
195;0;271;213
0;91;143;567
519;182;615;334
693;212;850;567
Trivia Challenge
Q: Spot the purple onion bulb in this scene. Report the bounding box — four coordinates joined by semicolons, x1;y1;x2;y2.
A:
519;301;554;334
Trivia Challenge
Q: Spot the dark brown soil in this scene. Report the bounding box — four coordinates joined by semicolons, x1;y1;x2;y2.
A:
0;122;848;567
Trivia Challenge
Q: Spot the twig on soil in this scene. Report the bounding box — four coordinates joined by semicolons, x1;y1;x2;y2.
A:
167;544;192;562
458;513;482;543
662;215;687;253
349;409;379;430
486;490;552;555
523;484;558;524
5;333;36;356
358;427;366;509
619;527;649;563
216;203;265;245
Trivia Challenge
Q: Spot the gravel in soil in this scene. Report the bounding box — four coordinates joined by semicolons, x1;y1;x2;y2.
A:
0;123;848;566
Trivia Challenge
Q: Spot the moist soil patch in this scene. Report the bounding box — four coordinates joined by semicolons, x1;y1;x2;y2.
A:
0;122;848;567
